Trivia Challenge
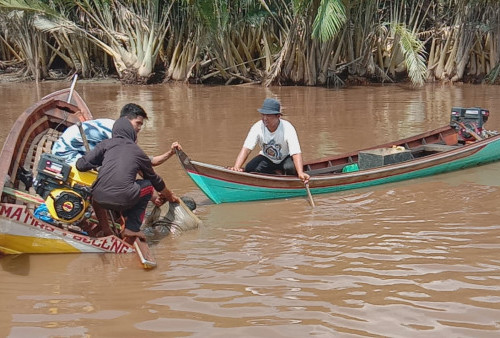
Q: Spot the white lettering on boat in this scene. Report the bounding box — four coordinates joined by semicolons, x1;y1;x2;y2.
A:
0;203;132;253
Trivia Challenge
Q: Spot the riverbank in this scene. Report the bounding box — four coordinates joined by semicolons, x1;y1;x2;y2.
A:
0;66;497;87
0;68;120;84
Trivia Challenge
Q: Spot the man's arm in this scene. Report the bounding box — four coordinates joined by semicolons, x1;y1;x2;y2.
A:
229;122;260;172
75;143;105;172
151;142;181;166
284;121;309;183
292;153;310;183
229;147;252;171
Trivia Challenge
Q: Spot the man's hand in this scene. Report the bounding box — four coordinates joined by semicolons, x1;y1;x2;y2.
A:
299;172;310;184
228;166;244;172
154;188;181;206
153;195;167;206
292;153;310;184
230;147;251;173
152;142;183;166
169;142;182;156
168;194;181;204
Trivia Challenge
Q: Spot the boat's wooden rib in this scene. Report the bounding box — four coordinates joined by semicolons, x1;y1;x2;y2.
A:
11;116;50;184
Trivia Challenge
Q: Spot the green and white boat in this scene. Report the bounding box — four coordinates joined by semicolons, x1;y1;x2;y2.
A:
177;107;500;204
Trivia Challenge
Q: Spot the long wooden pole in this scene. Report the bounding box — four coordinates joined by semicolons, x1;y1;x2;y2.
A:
67;74;78;103
305;183;315;208
76;121;91;152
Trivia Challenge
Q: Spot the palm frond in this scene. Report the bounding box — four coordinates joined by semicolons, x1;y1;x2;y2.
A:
312;0;346;42
485;64;500;84
0;0;60;17
33;15;78;34
393;23;427;86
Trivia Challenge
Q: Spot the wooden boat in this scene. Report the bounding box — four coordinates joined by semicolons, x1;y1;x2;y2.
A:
177;109;500;204
0;82;156;268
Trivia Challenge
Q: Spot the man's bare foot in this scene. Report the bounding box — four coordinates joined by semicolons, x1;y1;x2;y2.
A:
122;228;147;240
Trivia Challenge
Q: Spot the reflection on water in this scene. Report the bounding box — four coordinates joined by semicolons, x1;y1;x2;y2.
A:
1;83;500;337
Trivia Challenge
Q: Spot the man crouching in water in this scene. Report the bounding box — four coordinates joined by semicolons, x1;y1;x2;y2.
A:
76;115;180;239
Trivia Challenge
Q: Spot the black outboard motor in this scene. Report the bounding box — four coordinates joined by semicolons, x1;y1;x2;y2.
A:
450;107;489;142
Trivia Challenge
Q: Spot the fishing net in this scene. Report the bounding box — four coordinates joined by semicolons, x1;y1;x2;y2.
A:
142;196;202;238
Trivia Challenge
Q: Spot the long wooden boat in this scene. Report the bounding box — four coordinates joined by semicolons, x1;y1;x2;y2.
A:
0;84;155;268
177;115;500;204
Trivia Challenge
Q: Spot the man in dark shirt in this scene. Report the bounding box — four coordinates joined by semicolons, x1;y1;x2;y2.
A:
76;116;179;238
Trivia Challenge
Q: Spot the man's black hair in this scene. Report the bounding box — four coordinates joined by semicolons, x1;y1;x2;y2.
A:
120;103;148;120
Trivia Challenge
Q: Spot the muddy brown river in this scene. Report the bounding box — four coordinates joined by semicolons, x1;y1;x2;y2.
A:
1;81;500;337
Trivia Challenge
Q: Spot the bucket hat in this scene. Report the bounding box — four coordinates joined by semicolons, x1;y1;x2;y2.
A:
258;98;281;115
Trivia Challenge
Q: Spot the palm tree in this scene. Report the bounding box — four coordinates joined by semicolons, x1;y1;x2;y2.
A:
428;0;500;83
0;8;49;81
0;0;498;85
0;0;172;83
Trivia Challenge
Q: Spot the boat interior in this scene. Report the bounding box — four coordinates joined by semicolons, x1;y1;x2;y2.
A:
304;127;464;176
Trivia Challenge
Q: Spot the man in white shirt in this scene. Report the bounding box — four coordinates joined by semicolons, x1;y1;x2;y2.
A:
230;98;310;183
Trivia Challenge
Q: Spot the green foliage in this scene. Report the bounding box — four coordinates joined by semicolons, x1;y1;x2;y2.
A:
312;0;346;42
392;23;427;86
486;64;500;84
0;0;498;85
0;0;60;16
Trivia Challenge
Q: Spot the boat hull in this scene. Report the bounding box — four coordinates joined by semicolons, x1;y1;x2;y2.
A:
179;129;500;204
0;203;134;254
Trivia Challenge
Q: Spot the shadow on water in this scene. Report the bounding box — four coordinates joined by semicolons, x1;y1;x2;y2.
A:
0;254;30;276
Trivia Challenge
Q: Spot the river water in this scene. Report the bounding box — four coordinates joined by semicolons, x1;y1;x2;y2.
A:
1;81;500;337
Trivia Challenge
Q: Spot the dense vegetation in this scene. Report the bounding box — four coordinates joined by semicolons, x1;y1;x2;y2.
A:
0;0;498;86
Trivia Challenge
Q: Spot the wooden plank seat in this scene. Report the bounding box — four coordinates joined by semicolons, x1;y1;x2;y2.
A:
306;163;349;176
411;143;462;154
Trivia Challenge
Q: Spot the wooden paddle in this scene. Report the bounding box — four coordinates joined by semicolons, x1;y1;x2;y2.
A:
76;121;91;152
305;182;315;208
133;238;157;269
120;225;157;269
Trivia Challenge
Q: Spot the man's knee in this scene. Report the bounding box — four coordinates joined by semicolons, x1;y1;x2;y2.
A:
282;157;297;175
245;156;266;173
137;179;153;199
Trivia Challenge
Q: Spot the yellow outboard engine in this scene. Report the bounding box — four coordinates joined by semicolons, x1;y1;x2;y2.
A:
33;153;97;224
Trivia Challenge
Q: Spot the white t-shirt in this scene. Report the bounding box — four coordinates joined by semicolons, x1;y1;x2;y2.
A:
243;119;301;164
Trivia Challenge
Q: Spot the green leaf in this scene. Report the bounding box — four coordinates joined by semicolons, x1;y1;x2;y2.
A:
312;0;346;42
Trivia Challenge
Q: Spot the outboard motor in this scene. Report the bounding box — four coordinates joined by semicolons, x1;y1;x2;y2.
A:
450;107;489;142
33;153;96;224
